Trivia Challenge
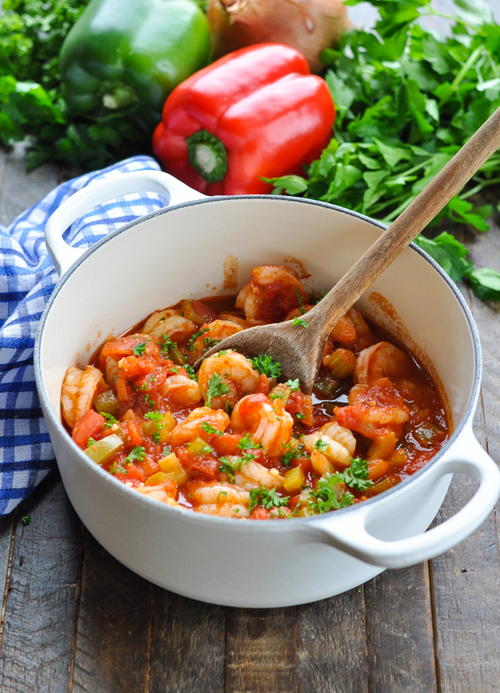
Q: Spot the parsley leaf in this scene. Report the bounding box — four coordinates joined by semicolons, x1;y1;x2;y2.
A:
99;412;117;428
285;379;300;391
200;422;224;436
251;354;282;378
292;317;308;328
308;473;355;513
249;487;290;512
126;446;146;463
238;433;262;450
132;342;146;356
218;456;242;482
205;373;230;407
315;439;329;452
341;457;373;492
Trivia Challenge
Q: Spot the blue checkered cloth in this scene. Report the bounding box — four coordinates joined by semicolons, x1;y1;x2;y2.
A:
0;155;166;514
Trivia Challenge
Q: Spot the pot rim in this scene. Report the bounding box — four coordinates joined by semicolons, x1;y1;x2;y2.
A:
34;194;482;531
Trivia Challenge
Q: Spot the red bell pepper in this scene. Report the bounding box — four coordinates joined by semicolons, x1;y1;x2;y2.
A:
152;43;335;195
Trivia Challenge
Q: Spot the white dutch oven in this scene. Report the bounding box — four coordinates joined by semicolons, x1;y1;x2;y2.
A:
35;170;500;608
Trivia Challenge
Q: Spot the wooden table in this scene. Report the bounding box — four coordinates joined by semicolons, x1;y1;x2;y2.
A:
0;14;499;689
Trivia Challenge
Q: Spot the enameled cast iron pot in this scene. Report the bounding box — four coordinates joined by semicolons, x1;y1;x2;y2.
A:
35;170;500;608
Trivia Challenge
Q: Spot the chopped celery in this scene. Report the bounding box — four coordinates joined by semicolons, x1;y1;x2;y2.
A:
84;434;123;464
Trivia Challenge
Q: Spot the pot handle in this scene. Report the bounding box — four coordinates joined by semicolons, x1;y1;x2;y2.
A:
307;434;499;568
45;170;206;275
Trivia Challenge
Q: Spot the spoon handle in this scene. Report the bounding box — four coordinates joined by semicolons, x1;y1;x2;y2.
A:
307;106;500;338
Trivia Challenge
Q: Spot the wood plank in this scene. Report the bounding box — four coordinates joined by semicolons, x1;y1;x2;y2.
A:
0;473;83;693
149;592;225;693
70;532;154;693
430;219;500;692
364;565;437;692
296;590;368;693
226;607;298;693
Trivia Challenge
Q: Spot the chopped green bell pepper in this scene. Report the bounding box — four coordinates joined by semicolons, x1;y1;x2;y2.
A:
60;0;211;125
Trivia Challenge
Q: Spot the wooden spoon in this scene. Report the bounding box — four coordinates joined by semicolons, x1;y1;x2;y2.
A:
198;107;500;392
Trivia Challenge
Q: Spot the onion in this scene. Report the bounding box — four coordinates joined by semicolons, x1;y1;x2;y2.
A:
206;0;352;73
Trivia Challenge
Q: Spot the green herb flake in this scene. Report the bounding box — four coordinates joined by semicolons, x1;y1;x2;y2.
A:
249;487;290;512
238;433;262;450
218;456;242;482
187;328;209;351
205;373;230;407
126;446;146;463
315;439;329;452
200;422;224;436
184;364;198;380
251;354;282;378
87;437;96;447
132;342;146;356
21;514;31;527
285;379;300;391
100;412;118;428
292;317;308;328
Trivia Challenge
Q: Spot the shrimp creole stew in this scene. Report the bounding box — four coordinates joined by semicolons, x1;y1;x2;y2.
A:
61;265;449;519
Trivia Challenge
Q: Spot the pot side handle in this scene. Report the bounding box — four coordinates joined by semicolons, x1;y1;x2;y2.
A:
307;435;499;568
45;170;206;275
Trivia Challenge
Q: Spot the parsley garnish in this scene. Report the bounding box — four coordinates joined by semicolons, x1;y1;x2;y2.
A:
132;342;146;356
281;442;305;467
295;413;305;420
144;410;163;421
251;354;282;378
238;434;262;450
144;393;155;409
200;422;223;436
184;364;197;380
218;456;242;482
285;379;300;391
126;446;146;463
308;459;373;513
341;457;373;492
315;439;329;452
109;461;130;475
249;487;290;512
187;328;209;350
292;317;308;328
87;437;96;447
160;334;175;355
269;392;285;400
309;473;354;513
100;412;117;428
294;286;306;314
21;514;31;527
216;350;228;357
205;373;230;407
203;337;222;350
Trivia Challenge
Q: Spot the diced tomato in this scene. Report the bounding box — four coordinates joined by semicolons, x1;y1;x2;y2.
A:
72;410;106;448
286;392;314;426
192;300;218;324
98;335;160;369
176;446;219;480
118;355;157;379
122;418;143;446
211;433;241;456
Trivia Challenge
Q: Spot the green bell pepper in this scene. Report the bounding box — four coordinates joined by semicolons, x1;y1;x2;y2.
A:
60;0;211;125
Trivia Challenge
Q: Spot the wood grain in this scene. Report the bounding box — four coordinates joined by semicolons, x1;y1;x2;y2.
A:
430;220;500;693
364;565;438;693
226;608;298;693
296;590;368;693
71;533;154;693
0;475;82;693
149;592;225;693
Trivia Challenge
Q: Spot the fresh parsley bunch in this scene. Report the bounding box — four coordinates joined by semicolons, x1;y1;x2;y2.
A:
270;0;500;301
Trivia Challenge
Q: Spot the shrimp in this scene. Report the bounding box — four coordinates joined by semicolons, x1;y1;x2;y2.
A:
61;365;105;429
302;430;352;468
355;341;412;385
135;484;183;507
234;459;283;490
104;356;119;388
170;407;230;446
190;319;244;360
231;393;293;457
236;265;308;323
162;374;202;407
142;308;197;343
335;378;410;440
191;482;250;518
318;420;356;457
198;350;261;409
